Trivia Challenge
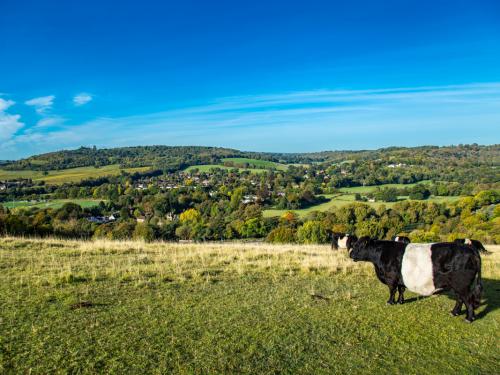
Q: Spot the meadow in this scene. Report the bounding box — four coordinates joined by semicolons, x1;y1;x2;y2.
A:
221;158;288;170
2;199;103;210
183;164;268;174
263;191;461;218
0;238;498;374
0;165;150;185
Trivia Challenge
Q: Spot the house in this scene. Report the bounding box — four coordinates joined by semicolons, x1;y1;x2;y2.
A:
136;216;146;223
387;163;406;168
242;195;257;204
166;212;177;221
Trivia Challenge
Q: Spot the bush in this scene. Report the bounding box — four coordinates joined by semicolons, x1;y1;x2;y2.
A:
133;223;155;242
296;221;329;244
266;226;297;243
409;230;440;243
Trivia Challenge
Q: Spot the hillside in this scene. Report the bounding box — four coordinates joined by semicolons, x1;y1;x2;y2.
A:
1;238;498;374
4;144;499;176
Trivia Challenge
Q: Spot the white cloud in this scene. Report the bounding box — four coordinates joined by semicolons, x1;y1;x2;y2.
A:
25;95;55;114
0;98;24;143
35;116;65;128
73;93;93;106
0;97;15;112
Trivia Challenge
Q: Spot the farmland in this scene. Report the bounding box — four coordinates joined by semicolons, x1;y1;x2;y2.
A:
0;165;150;185
2;199;104;210
264;182;461;218
0;238;498;374
221;157;289;170
183;157;288;174
183;164;268;174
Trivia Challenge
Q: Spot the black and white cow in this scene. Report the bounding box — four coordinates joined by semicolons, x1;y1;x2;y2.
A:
454;238;487;254
349;237;483;322
392;236;411;244
331;233;358;250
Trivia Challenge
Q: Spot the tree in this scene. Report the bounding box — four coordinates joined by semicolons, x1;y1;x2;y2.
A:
133;223;155;242
179;208;201;224
266;226;296;243
409;185;431;200
297;221;329;244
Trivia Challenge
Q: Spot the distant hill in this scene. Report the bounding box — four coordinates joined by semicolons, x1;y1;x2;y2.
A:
2;144;499;181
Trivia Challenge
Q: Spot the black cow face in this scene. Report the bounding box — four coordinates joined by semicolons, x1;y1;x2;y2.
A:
349;236;372;261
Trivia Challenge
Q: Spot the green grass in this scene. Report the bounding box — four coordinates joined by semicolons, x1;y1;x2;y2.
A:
184;158;289;173
0;165;150;185
263;192;462;218
184;164;268;174
338;180;431;194
0;238;498;374
2;199;104;210
222;158;288;171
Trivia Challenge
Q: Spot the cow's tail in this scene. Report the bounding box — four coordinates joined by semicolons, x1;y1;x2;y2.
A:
472;253;483;309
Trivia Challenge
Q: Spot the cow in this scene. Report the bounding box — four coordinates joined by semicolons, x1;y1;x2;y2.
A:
454;238;488;254
393;236;411;244
331;233;358;250
349;237;483;322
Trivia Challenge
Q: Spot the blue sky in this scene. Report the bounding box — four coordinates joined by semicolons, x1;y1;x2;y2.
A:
1;0;499;159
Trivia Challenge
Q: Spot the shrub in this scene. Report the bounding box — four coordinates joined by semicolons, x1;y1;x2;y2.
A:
266;226;297;243
296;221;329;244
133;223;155;242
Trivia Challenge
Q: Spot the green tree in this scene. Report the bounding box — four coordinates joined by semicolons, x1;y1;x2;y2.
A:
296;221;329;244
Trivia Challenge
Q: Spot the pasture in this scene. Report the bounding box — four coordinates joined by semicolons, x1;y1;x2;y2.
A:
2;199;103;210
0;238;498;374
183;164;268;174
337;180;432;193
0;165;150;185
263;193;461;218
221;157;288;170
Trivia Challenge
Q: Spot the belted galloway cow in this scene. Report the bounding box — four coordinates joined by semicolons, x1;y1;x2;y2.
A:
349;237;483;322
331;233;358;250
454;238;487;254
393;236;410;244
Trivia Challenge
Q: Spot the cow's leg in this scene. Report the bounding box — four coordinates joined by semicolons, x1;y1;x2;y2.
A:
450;272;477;322
450;296;463;316
387;284;397;305
397;285;405;304
463;294;476;323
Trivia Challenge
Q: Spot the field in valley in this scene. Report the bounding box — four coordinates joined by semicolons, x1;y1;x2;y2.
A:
2;199;104;210
264;182;461;218
0;238;498;374
0;165;150;185
183;164;268;174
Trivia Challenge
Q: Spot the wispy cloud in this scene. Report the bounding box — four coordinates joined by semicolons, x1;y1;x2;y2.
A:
35;116;65;128
73;93;92;106
0;97;24;144
25;95;55;114
4;82;500;158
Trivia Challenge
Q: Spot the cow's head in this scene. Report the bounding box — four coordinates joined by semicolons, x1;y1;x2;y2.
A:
346;234;358;251
349;236;373;261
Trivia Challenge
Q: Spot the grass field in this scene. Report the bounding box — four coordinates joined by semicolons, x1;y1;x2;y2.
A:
338;180;432;194
222;158;288;171
0;238;498;374
0;165;150;185
2;199;104;210
263;194;461;218
184;164;268;174
264;181;459;218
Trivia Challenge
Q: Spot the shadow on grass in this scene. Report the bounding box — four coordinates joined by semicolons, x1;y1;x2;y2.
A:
401;278;500;321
